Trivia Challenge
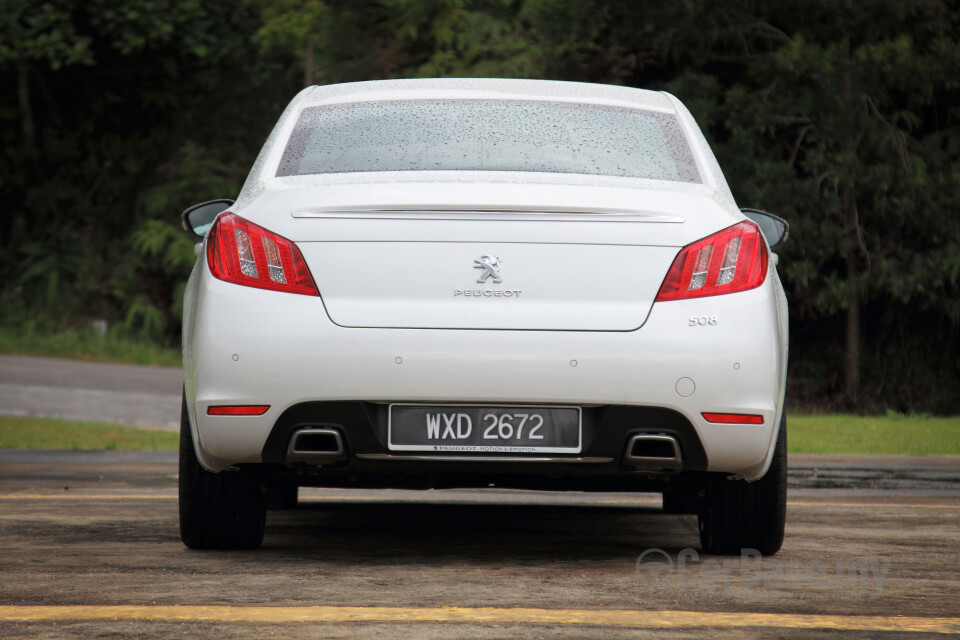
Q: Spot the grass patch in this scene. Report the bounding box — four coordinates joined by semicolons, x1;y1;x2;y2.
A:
0;416;178;451
789;413;960;455
0;326;181;367
1;413;957;455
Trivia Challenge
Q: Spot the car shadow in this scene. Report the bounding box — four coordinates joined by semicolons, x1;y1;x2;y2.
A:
260;500;701;564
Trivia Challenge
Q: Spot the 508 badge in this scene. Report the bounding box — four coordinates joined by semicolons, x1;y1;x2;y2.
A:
689;315;719;326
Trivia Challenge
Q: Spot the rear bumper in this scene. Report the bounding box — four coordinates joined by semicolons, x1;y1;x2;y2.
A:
184;268;786;480
245;400;713;492
262;400;705;478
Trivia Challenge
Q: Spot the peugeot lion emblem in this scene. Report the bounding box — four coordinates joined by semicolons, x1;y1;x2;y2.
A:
474;254;502;283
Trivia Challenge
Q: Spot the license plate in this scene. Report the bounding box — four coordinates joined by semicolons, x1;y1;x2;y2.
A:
388;404;581;453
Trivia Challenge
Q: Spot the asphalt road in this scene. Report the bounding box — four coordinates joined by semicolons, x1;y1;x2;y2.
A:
1;355;959;636
0;355;181;428
0;452;958;638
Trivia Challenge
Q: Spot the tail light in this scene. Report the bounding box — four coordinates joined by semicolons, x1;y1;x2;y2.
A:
206;213;318;296
208;405;270;416
655;221;768;301
702;412;764;425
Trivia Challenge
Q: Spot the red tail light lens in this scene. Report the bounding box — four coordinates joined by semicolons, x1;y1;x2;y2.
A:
207;213;318;296
702;412;764;425
207;405;270;416
655;221;768;301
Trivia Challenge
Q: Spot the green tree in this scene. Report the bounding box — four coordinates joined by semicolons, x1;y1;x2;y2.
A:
733;1;960;408
2;0;958;412
644;0;960;409
0;0;294;339
0;1;94;147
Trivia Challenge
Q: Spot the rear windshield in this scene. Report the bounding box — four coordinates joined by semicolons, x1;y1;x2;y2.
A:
277;99;701;183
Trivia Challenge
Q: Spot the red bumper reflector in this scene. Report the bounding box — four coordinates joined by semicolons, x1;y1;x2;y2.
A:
207;405;270;416
702;412;764;425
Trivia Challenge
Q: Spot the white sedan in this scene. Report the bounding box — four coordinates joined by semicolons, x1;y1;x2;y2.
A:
179;78;789;554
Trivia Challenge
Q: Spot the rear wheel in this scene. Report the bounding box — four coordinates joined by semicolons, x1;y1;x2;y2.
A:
698;413;786;556
179;392;266;550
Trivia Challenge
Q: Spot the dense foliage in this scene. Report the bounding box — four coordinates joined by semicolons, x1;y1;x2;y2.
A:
2;0;958;412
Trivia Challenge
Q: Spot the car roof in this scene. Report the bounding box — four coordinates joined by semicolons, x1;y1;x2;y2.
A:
302;78;676;113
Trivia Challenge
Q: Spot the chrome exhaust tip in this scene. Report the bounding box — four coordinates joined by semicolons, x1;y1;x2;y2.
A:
623;434;683;473
286;428;346;464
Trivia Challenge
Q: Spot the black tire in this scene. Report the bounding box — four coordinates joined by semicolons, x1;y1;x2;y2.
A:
179;392;266;550
698;412;787;556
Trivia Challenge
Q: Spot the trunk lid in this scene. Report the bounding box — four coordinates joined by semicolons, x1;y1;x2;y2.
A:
239;180;736;331
299;238;678;330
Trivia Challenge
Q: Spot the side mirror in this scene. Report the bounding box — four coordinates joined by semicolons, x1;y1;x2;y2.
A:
181;199;235;240
741;208;789;250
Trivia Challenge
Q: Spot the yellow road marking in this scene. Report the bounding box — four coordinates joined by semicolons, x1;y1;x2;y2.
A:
0;494;175;500
0;606;957;632
0;494;957;510
788;501;960;510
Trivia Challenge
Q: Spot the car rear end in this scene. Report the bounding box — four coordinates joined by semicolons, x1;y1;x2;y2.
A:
180;79;788;553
